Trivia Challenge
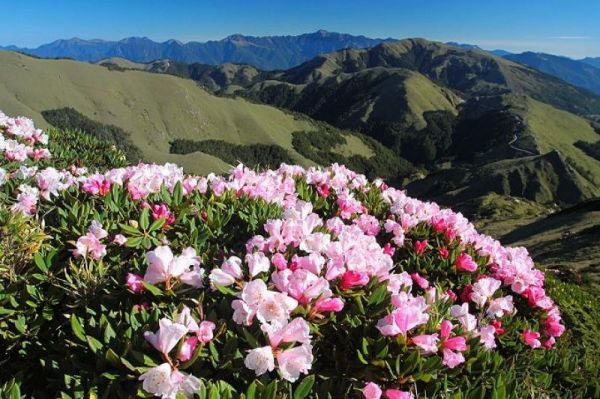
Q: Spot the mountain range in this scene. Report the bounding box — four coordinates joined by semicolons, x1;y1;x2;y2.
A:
11;37;600;208
6;31;600;97
0;31;390;70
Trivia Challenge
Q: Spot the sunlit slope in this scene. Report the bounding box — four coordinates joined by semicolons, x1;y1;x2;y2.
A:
521;97;600;185
0;51;352;174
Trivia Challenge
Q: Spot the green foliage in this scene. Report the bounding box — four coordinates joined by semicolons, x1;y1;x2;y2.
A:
170;139;296;169
0;182;285;397
42;107;143;162
46;127;129;170
0;208;47;282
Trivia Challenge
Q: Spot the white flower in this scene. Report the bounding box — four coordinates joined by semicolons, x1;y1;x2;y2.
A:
246;252;270;277
139;363;176;398
232;299;255;326
241;279;269;306
244;346;275;376
88;220;108;240
478;326;497;350
139;363;200;399
487;296;515;318
276;344;313;382
256;293;298;325
299;232;331;253
144;318;188;355
470;277;501;308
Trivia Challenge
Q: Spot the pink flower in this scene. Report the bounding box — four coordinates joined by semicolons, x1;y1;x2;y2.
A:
411;334;439;354
144;246;199;286
385;389;414;399
232;299;255;326
246;252;271;277
139;363;197;398
144;318;188;355
113;234;127;246
410;273;429;289
264;318;311;348
271;253;288;270
313;297;344;313
455;252;478;272
151;203;176;226
340;271;369;290
316;183;330;197
439;320;466;368
487;296;515;318
490;320;505;335
256;292;298;324
543;314;565;337
126;273;145;293
542;336;556;349
82;173;111;196
197;321;216;343
446;289;458;302
276;344;313;382
209;256;243;287
442;348;465;368
478;325;497;350
438;247;449;259
177;336;199;362
522;330;542;348
88;220;108;239
245;346;275;376
470;277;501;307
522;286;554;310
363;382;382;399
376;305;429;336
383;243;396;256
72;233;107;260
414;240;428;256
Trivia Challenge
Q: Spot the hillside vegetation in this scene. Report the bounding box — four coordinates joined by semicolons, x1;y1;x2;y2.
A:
0;51;385;176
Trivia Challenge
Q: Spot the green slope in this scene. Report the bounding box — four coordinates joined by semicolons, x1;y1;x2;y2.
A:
0;51;375;174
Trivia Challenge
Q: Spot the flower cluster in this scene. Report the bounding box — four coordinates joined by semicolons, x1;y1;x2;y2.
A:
139;306;215;398
0;111;566;397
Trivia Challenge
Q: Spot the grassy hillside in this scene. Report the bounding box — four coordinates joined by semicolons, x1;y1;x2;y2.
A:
521;96;600;185
0;51;378;175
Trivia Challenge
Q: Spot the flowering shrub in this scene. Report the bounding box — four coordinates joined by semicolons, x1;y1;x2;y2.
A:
0;111;586;398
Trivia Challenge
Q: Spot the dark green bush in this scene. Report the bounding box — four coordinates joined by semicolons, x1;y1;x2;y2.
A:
170;139;296;169
42;107;143;162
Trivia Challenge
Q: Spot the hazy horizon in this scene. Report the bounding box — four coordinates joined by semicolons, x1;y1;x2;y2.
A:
1;0;599;58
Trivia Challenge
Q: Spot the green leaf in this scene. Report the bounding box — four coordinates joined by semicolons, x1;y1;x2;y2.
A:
293;375;315;399
70;315;86;343
33;252;48;273
262;380;278;399
241;328;260;348
245;381;258;399
126;236;144;248
8;382;21;399
148;217;166;232
86;335;103;354
118;223;141;236
367;284;388;306
139;208;150;231
142;282;163;297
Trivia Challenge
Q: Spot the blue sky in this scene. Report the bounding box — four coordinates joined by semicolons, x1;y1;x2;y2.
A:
2;0;600;58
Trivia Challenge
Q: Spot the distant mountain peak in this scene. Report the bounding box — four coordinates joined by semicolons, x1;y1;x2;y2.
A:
1;31;390;69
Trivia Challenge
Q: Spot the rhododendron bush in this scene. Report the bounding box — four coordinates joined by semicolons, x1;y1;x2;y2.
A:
0;111;589;399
